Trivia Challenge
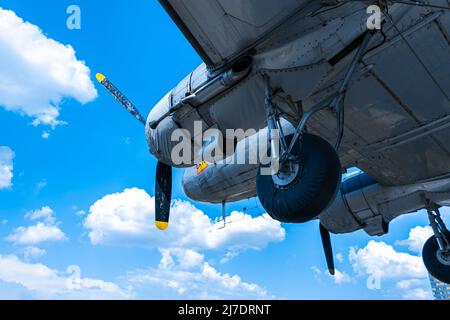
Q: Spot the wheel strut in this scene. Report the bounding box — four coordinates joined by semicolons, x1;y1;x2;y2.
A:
283;30;376;159
426;200;450;262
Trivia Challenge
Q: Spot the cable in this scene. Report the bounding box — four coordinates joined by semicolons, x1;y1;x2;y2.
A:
335;0;450;10
310;2;347;17
392;0;450;10
363;28;387;56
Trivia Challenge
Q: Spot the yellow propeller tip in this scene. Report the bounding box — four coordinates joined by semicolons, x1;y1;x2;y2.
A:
95;73;106;83
155;221;169;231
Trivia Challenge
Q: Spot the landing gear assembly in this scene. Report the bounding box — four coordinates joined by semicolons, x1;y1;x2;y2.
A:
423;200;450;284
256;31;375;224
255;76;343;276
255;31;375;276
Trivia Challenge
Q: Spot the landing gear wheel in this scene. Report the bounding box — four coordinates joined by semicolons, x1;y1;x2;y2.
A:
423;231;450;284
257;134;341;223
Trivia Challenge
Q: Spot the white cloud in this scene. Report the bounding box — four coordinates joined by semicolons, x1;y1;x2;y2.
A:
0;247;269;299
0;254;131;299
25;206;55;224
396;278;428;290
396;277;433;299
23;246;46;260
41;131;50;139
75;210;86;217
401;288;432;300
311;266;322;278
310;266;353;285
7;206;66;245
349;239;432;299
395;226;433;254
71;205;86;217
349;241;427;280
159;248;204;271
81;188;283;298
84;188;285;251
6;222;67;245
124;248;268;299
220;250;240;264
333;270;353;284
336;253;344;263
0;8;97;126
0;146;14;189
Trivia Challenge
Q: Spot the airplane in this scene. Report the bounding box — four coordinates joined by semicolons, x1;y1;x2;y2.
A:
96;0;450;285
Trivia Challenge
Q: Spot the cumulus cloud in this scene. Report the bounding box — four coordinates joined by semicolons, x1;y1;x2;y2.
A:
400;288;432;300
0;8;97;126
396;278;428;290
159;248;204;271
124;248;268;299
220;250;240;264
0;254;131;299
0;146;14;189
0;248;269;299
6;222;66;245
333;270;353;284
310;266;353;285
396;277;433;299
349;240;427;280
81;188;281;298
349;239;432;299
395;226;433;254
25;206;55;224
7;206;66;245
84;188;285;251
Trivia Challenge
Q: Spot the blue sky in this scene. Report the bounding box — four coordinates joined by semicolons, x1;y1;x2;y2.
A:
0;0;446;299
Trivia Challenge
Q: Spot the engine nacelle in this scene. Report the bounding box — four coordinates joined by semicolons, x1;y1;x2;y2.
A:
146;58;252;167
320;172;450;236
182;120;295;204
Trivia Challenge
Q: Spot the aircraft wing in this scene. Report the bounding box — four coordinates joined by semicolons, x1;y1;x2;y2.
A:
159;0;311;68
307;9;450;186
159;1;450;186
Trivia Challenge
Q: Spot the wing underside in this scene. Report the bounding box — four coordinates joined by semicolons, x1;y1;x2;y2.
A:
308;9;450;185
159;0;312;67
160;1;450;186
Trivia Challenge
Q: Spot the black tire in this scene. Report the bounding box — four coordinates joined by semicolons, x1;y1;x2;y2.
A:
257;134;341;223
422;231;450;284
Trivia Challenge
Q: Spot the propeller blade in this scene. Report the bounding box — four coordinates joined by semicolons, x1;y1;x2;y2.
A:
320;223;335;275
155;161;172;230
96;73;146;126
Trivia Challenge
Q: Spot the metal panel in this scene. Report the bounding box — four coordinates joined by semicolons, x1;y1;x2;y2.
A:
306;9;450;185
159;2;450;190
161;0;309;67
